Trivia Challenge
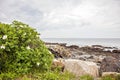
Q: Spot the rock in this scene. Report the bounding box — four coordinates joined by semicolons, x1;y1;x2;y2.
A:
64;59;99;77
79;45;119;54
59;43;67;46
103;47;118;53
94;56;105;63
112;50;120;53
102;72;120;77
92;45;104;49
51;59;65;72
48;48;63;58
100;56;120;75
46;44;71;58
78;55;94;61
92;45;103;48
80;46;104;53
76;55;105;65
67;45;79;49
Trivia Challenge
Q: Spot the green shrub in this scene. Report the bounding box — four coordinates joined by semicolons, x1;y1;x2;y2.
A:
79;74;94;80
115;74;120;80
101;75;115;80
101;74;120;80
0;21;53;79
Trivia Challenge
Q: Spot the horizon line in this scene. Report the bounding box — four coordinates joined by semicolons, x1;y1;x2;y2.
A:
41;37;120;39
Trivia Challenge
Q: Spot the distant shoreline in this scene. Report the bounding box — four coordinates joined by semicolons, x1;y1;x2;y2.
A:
42;38;120;49
44;42;120;50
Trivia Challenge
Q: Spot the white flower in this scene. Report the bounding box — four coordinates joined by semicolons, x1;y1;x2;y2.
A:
37;62;40;66
26;46;30;50
2;35;7;40
20;25;23;27
23;33;26;35
1;45;5;49
49;51;52;54
11;25;15;27
36;35;39;37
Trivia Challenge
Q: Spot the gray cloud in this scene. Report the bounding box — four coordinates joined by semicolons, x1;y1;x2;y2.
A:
0;0;120;38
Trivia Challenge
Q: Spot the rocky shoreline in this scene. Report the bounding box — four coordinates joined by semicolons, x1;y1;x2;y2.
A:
45;42;120;77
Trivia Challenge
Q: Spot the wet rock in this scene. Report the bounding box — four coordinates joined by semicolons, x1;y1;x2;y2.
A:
67;45;79;49
79;46;104;53
112;50;120;53
92;45;103;47
64;59;99;77
48;48;63;58
100;56;120;75
46;44;71;58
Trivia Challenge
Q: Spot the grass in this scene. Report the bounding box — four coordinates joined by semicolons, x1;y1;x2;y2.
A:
0;71;95;80
79;75;94;80
100;74;120;80
1;71;120;80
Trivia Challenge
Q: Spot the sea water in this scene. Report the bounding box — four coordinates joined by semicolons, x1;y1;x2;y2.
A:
42;38;120;48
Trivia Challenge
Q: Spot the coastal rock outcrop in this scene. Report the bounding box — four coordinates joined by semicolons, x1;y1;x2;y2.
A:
46;42;120;60
100;56;120;75
46;42;120;79
46;43;71;58
64;59;99;77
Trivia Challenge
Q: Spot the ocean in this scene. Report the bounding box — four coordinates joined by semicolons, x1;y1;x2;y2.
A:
42;38;120;48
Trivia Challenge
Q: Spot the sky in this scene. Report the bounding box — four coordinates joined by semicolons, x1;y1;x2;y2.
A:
0;0;120;38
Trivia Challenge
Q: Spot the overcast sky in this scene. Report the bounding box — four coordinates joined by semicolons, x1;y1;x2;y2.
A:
0;0;120;38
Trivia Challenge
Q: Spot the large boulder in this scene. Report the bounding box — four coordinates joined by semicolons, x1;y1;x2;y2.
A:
64;59;99;77
100;56;120;75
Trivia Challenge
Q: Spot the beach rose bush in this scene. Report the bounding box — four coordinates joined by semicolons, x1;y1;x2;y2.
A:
0;21;53;76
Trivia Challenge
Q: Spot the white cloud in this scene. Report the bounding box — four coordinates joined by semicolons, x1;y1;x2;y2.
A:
0;0;120;38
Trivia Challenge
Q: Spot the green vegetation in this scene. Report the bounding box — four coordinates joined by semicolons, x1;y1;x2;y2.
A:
101;74;120;80
101;75;115;80
79;75;94;80
115;74;120;80
34;71;76;80
0;21;53;79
